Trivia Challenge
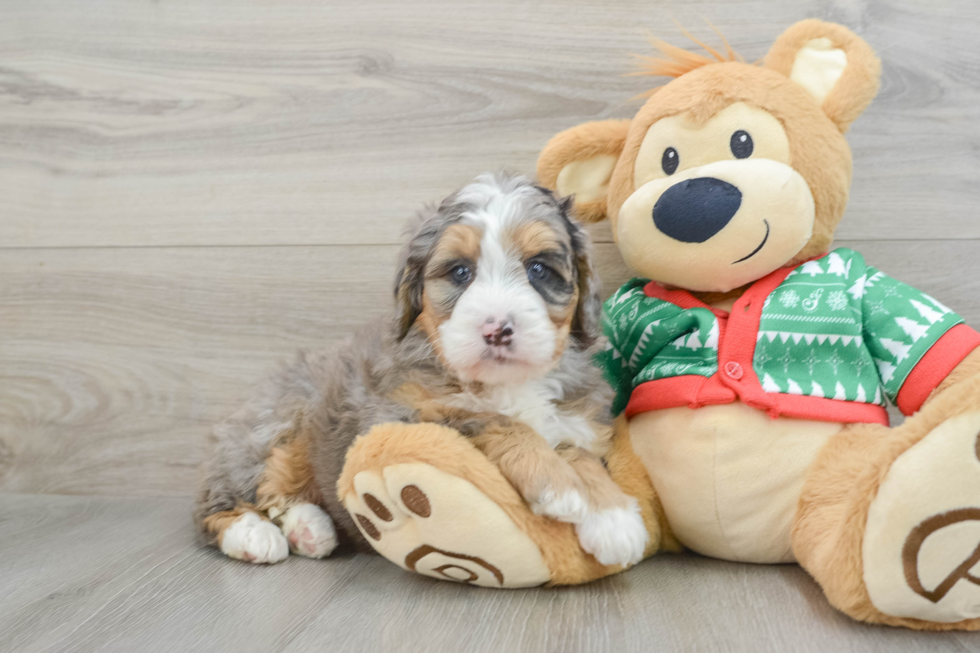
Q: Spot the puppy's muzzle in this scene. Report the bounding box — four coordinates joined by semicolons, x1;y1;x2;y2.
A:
482;319;514;348
652;177;742;243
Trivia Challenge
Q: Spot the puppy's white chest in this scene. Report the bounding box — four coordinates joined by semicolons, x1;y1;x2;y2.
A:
447;381;595;450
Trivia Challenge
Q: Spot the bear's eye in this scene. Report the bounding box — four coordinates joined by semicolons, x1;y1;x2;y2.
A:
730;130;753;159
662;147;679;175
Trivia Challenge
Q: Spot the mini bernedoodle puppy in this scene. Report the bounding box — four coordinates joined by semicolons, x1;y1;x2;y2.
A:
196;173;648;568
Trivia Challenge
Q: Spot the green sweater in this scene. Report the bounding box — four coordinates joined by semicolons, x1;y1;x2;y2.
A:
597;248;979;424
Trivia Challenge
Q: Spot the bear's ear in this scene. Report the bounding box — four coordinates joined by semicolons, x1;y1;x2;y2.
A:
536;119;631;223
764;19;881;132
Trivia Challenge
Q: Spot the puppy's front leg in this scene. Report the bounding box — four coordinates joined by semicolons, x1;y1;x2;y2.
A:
470;420;589;524
558;447;648;566
556;447;633;512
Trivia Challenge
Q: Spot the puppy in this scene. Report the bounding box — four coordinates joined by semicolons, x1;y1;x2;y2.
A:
195;173;647;567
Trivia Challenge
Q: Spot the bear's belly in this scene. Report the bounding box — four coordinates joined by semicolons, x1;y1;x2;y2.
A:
629;402;842;563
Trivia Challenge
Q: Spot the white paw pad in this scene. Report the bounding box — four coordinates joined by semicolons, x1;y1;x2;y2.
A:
279;503;338;559
531;487;589;523
220;512;289;564
575;500;648;567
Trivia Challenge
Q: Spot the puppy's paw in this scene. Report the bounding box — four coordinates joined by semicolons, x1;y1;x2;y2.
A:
278;503;338;559
220;512;290;564
530;486;589;524
575;500;648;566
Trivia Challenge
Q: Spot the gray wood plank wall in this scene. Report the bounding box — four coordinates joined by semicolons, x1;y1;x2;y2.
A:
2;0;979;500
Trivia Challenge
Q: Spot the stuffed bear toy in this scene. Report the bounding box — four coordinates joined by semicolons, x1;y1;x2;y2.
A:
337;19;980;631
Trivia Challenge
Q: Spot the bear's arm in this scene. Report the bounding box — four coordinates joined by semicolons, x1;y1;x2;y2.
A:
857;260;980;415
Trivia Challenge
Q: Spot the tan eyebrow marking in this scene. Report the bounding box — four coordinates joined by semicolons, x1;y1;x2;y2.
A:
427;223;482;275
506;220;568;264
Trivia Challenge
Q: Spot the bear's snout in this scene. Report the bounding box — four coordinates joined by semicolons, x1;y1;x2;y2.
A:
652;177;742;243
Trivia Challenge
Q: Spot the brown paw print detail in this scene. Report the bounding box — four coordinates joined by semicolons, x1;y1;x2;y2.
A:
901;432;980;603
355;485;431;542
355;513;381;541
405;544;503;585
902;508;980;603
401;484;431;517
363;493;393;522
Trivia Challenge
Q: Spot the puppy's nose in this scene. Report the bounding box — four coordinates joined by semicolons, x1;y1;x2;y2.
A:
482;320;514;347
652;177;742;243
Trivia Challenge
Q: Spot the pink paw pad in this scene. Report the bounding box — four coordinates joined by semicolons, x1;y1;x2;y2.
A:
287;524;316;554
278;503;338;559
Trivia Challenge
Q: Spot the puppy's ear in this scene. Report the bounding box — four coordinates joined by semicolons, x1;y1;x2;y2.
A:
393;262;423;340
537;120;631;223
764;19;881;132
393;206;441;339
561;197;603;347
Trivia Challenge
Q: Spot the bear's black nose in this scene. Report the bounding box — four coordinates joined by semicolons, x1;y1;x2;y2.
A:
652;177;742;243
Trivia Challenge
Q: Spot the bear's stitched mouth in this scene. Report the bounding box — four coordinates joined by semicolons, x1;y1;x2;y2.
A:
732;220;770;264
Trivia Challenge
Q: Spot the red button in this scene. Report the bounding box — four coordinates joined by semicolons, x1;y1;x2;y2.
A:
724;361;743;380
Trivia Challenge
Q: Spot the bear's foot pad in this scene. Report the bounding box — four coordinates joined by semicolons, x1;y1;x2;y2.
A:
864;410;980;623
343;463;551;588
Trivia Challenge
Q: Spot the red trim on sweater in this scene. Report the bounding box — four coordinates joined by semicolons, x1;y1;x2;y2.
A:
624;376;889;424
775;393;889;425
896;324;980;415
624;375;735;416
714;266;797;417
643;282;729;318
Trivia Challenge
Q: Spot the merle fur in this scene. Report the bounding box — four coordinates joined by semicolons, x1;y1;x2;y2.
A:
194;173;610;553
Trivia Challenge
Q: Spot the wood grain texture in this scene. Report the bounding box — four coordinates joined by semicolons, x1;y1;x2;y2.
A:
0;242;628;495
2;240;978;497
0;493;976;653
2;0;980;247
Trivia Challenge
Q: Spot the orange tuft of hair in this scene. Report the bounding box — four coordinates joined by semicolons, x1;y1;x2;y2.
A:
629;23;743;81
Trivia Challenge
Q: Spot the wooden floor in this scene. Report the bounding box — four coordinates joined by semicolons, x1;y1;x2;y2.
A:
2;493;979;653
2;0;980;650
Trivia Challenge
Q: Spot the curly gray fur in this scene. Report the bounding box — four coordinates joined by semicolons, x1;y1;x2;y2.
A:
195;172;612;553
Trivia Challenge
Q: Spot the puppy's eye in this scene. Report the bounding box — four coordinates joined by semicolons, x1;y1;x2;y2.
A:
730;130;753;159
662;147;679;175
526;261;552;282
450;265;473;285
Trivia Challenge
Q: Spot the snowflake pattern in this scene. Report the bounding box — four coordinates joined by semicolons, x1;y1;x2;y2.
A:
852;355;871;380
826;290;848;311
867;300;889;317
755;345;773;368
883;284;903;299
778;348;796;375
826;349;845;376
779;289;800;308
803;348;821;375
